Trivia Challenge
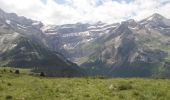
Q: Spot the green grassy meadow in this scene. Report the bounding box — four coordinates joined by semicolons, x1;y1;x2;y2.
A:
0;68;170;100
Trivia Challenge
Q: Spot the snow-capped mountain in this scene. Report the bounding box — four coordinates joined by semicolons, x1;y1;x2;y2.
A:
0;7;170;78
42;13;170;78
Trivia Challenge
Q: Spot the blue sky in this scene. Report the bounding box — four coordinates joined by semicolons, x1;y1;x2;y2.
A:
0;0;170;25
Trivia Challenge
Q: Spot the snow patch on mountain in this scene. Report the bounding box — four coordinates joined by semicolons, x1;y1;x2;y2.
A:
6;20;10;24
17;24;27;29
32;21;41;26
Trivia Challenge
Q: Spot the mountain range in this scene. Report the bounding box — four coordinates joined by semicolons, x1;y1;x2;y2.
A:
0;8;170;78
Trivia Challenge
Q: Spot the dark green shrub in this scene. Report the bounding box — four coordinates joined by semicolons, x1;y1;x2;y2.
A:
3;69;6;72
6;95;12;100
15;70;20;74
110;83;133;91
7;83;12;86
117;83;132;90
96;75;109;79
40;72;45;77
91;75;109;79
9;70;13;73
133;91;140;96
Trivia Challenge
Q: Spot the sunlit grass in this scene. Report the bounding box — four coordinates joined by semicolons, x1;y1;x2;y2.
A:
0;68;170;100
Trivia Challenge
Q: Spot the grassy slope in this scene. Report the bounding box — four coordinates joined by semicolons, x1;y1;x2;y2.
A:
0;68;170;100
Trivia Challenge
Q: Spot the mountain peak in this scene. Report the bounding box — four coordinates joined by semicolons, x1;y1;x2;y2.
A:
151;13;164;18
139;13;166;25
146;13;165;21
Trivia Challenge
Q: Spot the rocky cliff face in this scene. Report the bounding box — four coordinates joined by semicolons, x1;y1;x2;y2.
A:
42;22;119;63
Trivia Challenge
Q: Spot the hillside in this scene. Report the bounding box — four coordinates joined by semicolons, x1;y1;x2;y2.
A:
0;8;82;77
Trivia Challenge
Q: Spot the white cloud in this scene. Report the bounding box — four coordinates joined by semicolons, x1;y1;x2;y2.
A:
0;0;169;25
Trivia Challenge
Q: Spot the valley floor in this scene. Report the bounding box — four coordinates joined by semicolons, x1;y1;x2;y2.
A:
0;68;170;100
